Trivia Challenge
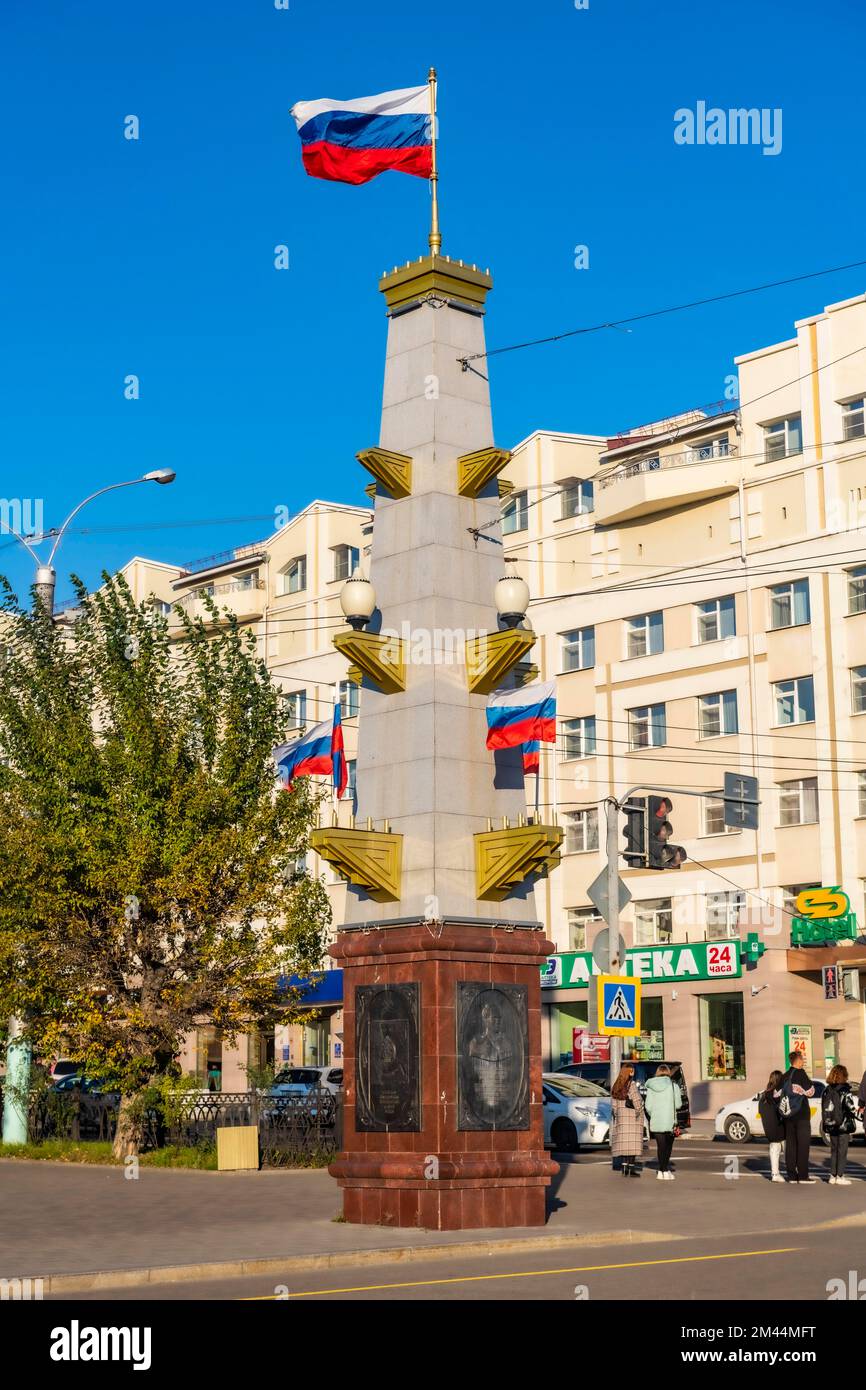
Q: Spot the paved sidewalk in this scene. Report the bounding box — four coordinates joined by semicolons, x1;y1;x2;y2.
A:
3;1147;866;1290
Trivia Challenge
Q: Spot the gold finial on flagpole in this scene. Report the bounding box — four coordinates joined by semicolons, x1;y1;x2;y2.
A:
428;67;441;257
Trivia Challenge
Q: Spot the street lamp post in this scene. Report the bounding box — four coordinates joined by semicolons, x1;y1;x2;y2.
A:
1;468;176;1144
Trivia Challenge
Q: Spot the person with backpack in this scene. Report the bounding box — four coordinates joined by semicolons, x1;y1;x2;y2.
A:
779;1050;816;1183
610;1062;645;1177
822;1064;855;1184
757;1069;786;1182
644;1063;682;1180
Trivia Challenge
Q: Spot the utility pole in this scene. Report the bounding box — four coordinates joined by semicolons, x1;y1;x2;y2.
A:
605;797;623;1091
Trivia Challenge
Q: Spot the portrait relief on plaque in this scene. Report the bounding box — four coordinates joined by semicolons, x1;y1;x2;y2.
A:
355;983;421;1132
456;982;529;1131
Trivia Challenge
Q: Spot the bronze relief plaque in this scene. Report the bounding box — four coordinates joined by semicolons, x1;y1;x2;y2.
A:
456;982;529;1131
355;983;420;1132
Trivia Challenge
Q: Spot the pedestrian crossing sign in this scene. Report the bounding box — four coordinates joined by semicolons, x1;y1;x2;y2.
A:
596;974;641;1037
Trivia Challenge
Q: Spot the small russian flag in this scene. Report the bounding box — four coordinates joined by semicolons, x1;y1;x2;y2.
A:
290;85;432;186
486;680;556;752
274;708;347;799
523;741;540;775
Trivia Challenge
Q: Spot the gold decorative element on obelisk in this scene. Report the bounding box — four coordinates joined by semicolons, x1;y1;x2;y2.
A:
474;824;564;901
333;629;406;694
356;447;412;499
310;826;403;902
456;446;513;499
465;627;536;695
498;478;514;499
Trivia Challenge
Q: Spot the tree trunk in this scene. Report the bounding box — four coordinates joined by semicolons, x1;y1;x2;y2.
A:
112;1092;143;1160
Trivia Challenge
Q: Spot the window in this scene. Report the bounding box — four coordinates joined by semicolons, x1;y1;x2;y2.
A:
699;690;738;738
852;667;866;715
502;489;528;534
339;679;360;719
564;808;599;854
333;545;360;582
847;566;866;615
628;704;666;750
567;906;602;951
561;626;595;672
773;676;815;726
626;611;664;658
860;773;866;817
342;759;357;801
699;993;746;1080
562;716;596;759
706;891;746;940
280;556;306;595
284;689;306;729
763;415;802;462
560;478;594;518
778;777;819;826
842;397;865;441
696;595;735;643
235;569;259;591
689;435;731;462
782;883;820;917
769;578;810;629
702;793;739;836
634;899;673;946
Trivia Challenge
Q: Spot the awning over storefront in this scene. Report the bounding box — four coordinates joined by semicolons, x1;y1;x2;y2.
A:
277;969;343;1005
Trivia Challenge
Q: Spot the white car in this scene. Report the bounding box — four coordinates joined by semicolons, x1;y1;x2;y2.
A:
542;1073;611;1151
714;1080;864;1145
269;1065;344;1098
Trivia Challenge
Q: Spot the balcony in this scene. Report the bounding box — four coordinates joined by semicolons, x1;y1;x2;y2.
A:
170;579;265;627
594;444;739;525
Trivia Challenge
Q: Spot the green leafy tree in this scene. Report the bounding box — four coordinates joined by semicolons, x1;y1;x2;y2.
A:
0;574;331;1155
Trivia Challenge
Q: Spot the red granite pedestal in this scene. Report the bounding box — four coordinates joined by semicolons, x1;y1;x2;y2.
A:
328;922;558;1230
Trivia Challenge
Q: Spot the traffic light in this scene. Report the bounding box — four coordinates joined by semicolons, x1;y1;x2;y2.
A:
648;794;687;870
622;797;647;867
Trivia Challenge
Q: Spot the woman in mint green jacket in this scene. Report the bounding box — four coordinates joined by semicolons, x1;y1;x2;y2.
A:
644;1065;682;1181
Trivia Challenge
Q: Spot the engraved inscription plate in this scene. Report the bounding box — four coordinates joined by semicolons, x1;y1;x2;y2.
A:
355;983;420;1132
457;982;529;1131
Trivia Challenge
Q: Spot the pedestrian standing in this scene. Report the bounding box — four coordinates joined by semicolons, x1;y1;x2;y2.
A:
757;1069;786;1183
779;1050;816;1183
644;1063;682;1181
822;1064;856;1185
610;1063;645;1177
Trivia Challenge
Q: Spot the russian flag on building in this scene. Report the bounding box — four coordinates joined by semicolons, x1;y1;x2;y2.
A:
274;707;347;799
290;85;432;186
523;741;540;775
485;680;557;751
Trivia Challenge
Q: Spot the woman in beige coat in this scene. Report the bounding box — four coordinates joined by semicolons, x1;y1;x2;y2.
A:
610;1062;645;1177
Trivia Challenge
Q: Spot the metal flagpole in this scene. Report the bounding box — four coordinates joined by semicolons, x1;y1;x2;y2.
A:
427;67;441;256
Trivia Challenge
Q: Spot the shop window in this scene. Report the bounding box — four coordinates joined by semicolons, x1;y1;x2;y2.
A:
551;1000;589;1068
196;1026;223;1092
699;993;746;1081
623;997;664;1061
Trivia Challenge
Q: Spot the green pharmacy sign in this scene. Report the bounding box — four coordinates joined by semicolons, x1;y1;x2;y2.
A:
790;887;859;947
540;935;765;990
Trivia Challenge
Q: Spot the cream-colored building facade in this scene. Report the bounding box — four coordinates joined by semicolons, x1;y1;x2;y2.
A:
117;291;866;1115
503;290;866;1115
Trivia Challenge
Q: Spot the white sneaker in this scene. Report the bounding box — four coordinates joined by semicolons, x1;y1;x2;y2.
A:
657;1170;666;1180
836;1176;852;1186
771;1174;786;1183
799;1178;818;1184
665;1170;675;1180
828;1175;838;1184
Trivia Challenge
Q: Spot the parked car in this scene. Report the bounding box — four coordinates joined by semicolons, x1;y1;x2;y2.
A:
542;1073;612;1152
556;1059;691;1131
48;1059;82;1082
714;1080;864;1145
268;1066;344;1099
49;1075;118;1097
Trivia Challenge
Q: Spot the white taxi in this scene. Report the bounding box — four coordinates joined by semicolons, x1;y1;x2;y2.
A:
714;1080;863;1145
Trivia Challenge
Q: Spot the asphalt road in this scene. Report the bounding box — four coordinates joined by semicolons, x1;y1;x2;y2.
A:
51;1225;863;1302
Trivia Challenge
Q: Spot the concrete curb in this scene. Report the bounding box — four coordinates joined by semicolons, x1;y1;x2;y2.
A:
40;1228;685;1293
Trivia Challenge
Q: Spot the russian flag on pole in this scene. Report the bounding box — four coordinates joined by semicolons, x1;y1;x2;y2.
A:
522;741;540;774
274;709;347;799
485;680;557;751
290;85;432;185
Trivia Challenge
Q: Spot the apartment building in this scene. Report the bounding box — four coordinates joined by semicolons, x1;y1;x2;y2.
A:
503;290;866;1113
119;499;372;1088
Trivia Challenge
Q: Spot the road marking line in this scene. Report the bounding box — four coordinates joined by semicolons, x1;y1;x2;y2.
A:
242;1245;800;1299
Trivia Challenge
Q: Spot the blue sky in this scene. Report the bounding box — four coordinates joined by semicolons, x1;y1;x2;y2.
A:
2;0;864;603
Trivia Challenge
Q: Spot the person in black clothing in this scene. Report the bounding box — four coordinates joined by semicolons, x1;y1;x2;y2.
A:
757;1069;786;1182
780;1050;816;1183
